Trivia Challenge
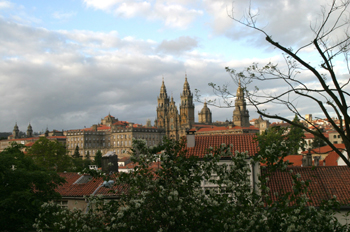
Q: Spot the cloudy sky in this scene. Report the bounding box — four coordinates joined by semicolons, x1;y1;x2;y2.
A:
0;0;348;133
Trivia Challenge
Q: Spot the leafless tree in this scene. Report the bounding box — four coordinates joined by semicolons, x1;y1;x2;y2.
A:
204;0;350;166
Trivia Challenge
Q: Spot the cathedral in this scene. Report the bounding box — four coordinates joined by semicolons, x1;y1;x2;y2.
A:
155;77;196;140
155;76;258;139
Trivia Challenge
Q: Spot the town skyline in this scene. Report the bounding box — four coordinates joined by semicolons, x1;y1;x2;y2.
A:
0;0;347;132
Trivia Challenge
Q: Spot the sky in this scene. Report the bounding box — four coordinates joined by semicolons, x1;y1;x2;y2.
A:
0;0;349;133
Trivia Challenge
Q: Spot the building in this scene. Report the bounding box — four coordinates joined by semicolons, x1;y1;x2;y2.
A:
155;76;267;139
66;114;165;159
0;123;66;152
155;77;195;140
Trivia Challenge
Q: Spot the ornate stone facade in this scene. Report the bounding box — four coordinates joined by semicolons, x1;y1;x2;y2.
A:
155;77;261;139
198;101;212;124
155;77;195;140
233;81;250;127
66;114;165;159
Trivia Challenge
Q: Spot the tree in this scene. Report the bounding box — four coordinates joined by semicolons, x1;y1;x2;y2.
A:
34;139;347;231
205;0;350;166
86;150;90;160
27;137;73;172
312;133;328;148
73;145;80;159
0;143;64;232
94;150;102;167
288;115;305;154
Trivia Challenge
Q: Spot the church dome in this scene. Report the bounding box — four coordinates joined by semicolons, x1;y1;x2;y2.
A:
200;102;211;114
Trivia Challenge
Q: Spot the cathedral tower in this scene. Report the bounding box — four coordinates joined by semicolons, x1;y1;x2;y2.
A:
12;123;19;139
233;81;250;127
198;101;212;124
27;123;33;138
179;76;195;126
168;95;180;140
156;79;170;129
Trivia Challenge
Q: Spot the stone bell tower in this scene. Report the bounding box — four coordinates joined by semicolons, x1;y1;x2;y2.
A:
179;76;195;126
156;78;170;129
27;123;33;138
233;81;250;127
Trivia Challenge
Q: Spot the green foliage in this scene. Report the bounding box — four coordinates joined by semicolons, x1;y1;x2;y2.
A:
34;139;347;231
27;137;73;172
257;117;305;158
86;150;90;160
73;145;80;159
0;143;64;232
94;150;102;167
288;115;305;154
312;134;327;148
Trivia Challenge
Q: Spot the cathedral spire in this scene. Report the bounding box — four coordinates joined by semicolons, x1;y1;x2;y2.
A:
233;82;250;127
159;78;168;99
180;75;194;126
13;122;19;139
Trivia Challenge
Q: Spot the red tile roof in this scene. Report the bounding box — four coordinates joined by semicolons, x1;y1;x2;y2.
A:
301;144;345;154
323;151;340;166
118;157;131;162
304;133;315;139
283;155;303;166
196;125;258;133
24;142;35;147
186;134;258;158
57;173;103;197
264;166;350;206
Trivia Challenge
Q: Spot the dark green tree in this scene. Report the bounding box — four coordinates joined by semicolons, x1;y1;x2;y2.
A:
27;137;73;172
0;143;65;232
312;134;327;149
73;145;80;159
288;115;305;154
86;150;90;160
94;150;102;167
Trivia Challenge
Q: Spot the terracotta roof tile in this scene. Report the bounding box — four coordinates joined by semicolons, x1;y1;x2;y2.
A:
324;151;339;166
186;134;258;158
283;155;303;166
301;144;345;154
196;125;258;132
264;166;350;206
57;173;103;197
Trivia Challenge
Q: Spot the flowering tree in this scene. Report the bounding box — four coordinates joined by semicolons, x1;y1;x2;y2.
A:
34;139;347;231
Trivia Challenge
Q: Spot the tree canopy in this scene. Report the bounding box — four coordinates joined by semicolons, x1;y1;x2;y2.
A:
94;150;102;167
0;143;64;232
27;137;73;172
34;139;347;231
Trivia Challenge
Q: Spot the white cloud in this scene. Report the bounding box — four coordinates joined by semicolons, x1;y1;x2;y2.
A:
83;0;203;29
0;1;12;9
52;11;77;20
157;36;198;54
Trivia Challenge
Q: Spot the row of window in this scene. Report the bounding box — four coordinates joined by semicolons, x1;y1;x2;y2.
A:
67;128;161;136
69;140;158;149
68;133;162;142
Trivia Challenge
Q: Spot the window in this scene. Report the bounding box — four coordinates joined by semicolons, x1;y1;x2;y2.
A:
58;201;68;209
334;135;337;138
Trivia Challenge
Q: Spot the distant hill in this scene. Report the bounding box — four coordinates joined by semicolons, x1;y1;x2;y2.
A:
0;132;11;139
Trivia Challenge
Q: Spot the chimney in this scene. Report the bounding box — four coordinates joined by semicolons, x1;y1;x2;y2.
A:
302;149;313;167
101;151;118;174
314;156;321;166
186;130;195;148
